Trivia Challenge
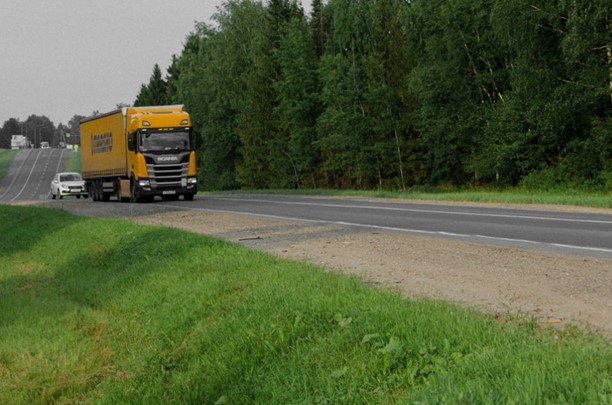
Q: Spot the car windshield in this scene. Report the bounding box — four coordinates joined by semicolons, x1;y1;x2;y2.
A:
140;131;191;152
60;173;82;182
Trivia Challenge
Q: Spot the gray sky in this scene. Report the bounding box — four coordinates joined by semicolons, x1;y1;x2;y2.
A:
1;0;311;127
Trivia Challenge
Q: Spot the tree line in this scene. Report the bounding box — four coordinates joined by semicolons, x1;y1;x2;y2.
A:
5;0;609;192
0;115;84;150
134;0;610;191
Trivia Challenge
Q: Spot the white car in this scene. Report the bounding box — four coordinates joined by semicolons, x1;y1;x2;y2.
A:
51;172;88;199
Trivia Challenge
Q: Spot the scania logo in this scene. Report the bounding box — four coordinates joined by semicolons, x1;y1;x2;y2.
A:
158;156;179;162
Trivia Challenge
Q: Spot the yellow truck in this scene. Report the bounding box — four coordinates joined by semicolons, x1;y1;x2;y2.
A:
80;105;197;202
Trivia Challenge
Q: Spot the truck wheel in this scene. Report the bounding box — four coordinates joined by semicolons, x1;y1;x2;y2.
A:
184;194;194;201
130;178;138;203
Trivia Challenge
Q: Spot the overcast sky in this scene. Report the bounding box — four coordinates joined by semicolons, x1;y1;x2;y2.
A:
1;0;311;127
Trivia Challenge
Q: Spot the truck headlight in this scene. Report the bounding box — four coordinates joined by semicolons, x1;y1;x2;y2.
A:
138;179;151;187
187;177;197;185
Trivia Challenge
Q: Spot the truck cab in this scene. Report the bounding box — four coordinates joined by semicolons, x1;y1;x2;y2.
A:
126;109;197;201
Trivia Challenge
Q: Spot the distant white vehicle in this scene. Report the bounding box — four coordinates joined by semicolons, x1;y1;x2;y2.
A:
40;141;50;149
51;172;88;199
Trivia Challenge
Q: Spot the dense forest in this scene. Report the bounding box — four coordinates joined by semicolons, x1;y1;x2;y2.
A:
132;0;611;191
3;0;610;192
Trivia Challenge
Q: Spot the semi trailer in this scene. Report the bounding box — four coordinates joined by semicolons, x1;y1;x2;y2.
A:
80;105;197;202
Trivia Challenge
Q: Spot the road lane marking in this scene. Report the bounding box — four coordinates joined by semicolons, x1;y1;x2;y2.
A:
158;204;612;256
47;148;67;199
9;149;43;202
0;149;32;201
210;197;612;225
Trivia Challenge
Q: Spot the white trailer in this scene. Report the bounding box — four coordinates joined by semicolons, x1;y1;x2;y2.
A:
11;135;30;149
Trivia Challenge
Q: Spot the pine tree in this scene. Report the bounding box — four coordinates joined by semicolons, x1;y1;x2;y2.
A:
134;64;168;106
235;0;299;188
310;0;328;58
275;16;322;188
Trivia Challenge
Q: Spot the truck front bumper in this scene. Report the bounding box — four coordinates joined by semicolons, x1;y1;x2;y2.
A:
134;181;197;199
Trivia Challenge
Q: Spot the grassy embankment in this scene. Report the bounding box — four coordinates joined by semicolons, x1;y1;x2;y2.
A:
63;147;82;173
1;204;610;403
0;149;18;181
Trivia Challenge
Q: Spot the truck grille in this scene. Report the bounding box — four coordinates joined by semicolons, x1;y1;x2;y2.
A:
146;162;189;188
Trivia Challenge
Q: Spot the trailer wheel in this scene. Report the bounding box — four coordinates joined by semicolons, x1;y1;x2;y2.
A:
91;181;98;201
94;180;102;201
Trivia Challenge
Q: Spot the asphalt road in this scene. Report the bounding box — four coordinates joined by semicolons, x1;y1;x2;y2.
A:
160;195;612;258
0;148;69;202
2;149;612;258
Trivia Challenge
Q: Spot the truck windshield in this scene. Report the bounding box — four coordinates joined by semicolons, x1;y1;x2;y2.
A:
139;131;191;152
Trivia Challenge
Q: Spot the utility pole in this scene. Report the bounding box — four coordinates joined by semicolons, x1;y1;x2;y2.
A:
35;124;45;148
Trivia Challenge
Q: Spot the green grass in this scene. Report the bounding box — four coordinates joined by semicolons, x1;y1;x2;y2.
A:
1;205;610;404
64;148;82;173
0;149;18;181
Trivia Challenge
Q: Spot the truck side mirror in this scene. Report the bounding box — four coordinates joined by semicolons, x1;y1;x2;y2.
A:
128;133;135;151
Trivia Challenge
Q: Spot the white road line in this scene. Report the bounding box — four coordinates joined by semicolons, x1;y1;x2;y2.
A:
158;204;612;255
47;149;67;199
211;197;612;225
0;149;32;201
10;150;43;202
